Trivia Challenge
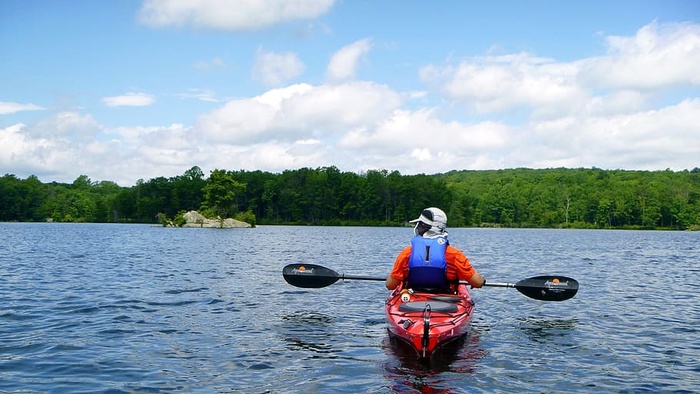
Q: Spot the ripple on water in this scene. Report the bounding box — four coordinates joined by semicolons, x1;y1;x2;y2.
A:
1;224;699;393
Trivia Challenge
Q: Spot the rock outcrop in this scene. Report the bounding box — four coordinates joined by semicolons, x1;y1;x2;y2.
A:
181;210;252;228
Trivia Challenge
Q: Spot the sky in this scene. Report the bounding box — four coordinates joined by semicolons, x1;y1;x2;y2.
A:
1;0;699;187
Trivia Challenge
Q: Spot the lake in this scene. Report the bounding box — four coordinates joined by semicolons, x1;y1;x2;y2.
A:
1;223;698;393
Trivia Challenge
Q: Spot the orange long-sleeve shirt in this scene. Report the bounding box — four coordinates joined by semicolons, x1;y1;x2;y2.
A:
389;244;477;283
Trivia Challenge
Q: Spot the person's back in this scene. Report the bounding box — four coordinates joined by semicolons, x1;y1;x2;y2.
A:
406;233;450;292
385;207;486;292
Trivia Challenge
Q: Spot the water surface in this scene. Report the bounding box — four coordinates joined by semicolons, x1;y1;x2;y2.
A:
1;224;698;393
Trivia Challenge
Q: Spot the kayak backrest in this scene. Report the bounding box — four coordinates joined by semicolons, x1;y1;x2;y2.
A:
398;301;458;313
407;266;449;292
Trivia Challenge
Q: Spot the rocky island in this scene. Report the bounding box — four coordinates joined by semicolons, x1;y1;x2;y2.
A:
178;210;252;228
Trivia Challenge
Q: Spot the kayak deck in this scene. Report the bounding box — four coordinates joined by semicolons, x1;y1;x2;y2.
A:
385;284;475;360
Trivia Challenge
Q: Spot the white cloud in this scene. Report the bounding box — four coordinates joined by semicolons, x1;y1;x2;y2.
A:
0;124;36;164
102;93;156;107
4;21;699;186
177;88;221;103
326;38;372;82
25;112;102;139
138;0;335;31
420;53;588;117
112;123;192;150
0;122;90;182
337;108;513;173
420;21;700;120
214;140;327;172
195;81;403;144
522;98;700;170
0;117;200;186
252;48;305;87
580;21;700;89
583;90;650;116
0;101;45;115
193;57;225;72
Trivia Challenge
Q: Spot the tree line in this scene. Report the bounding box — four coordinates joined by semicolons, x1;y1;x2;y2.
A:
1;166;699;230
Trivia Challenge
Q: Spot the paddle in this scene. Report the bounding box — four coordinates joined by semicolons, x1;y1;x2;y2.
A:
482;276;578;302
282;263;578;301
282;263;385;288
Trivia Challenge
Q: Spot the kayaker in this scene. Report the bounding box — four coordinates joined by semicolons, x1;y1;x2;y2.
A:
385;207;486;292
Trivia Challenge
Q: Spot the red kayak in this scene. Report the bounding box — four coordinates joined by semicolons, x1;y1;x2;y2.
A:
385;284;475;359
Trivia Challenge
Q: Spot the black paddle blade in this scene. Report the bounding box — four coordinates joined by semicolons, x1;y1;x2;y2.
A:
282;263;341;288
514;276;579;301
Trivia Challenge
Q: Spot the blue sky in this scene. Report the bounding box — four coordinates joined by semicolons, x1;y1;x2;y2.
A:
1;0;699;186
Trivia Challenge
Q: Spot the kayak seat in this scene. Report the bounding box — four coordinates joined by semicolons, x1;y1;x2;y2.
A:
408;286;453;294
428;296;463;303
398;301;458;313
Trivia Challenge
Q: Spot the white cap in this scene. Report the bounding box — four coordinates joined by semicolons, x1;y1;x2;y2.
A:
409;207;447;231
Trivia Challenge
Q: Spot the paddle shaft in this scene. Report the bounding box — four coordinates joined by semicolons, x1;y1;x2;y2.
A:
338;276;487;286
343;274;385;282
344;278;510;286
478;281;514;288
346;277;498;286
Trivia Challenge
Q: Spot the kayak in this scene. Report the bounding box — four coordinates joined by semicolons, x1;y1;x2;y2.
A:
385;284;475;359
282;263;578;360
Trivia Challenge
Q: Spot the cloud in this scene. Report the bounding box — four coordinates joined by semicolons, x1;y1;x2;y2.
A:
195;81;403;144
580;21;700;89
193;57;225;72
101;93;156;107
0;124;66;178
137;0;336;31
523;98;700;170
1;119;198;186
252;48;305;87
0;113;103;181
337;108;514;173
419;22;700;120
326;38;372;82
419;53;588;117
0;101;45;115
177;88;221;103
4;21;699;186
25;111;102;139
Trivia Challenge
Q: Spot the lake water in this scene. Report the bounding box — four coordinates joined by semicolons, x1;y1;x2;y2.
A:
1;223;698;393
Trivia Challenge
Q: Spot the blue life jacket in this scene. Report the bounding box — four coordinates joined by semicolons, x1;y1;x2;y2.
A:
407;235;449;291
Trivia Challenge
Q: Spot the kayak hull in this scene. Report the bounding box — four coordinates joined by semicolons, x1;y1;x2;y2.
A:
385;284;475;360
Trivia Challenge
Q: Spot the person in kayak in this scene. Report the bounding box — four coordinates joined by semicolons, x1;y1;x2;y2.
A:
385;207;486;293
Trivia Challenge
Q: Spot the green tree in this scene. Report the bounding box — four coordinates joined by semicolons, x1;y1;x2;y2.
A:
202;169;246;218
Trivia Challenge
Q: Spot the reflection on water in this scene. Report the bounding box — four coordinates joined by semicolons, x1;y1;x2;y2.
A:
517;317;579;344
279;312;337;355
382;327;486;393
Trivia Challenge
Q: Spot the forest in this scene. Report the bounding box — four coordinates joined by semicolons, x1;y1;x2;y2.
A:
1;166;699;230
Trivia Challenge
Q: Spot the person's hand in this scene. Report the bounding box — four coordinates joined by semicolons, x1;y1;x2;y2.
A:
470;278;485;289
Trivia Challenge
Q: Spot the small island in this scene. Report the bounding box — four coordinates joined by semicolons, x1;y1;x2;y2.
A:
164;210;252;228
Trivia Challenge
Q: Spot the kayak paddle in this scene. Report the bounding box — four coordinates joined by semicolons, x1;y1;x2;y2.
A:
282;263;385;288
282;263;578;301
482;276;578;301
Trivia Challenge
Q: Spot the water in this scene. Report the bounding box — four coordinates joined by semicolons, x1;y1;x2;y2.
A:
1;223;698;393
